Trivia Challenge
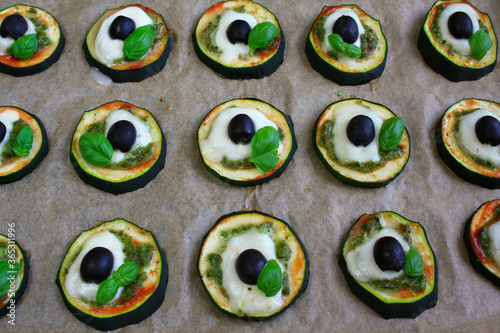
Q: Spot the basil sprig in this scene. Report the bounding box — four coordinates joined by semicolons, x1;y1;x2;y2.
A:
0;261;22;296
248;22;279;54
13;125;34;157
11;33;37;60
249;126;279;174
257;259;282;297
79;133;113;167
469;29;493;61
123;25;155;61
328;34;361;59
96;262;139;305
403;246;424;277
379;117;405;151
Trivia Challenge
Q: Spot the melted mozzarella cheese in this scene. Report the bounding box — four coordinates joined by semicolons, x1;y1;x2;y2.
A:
0;17;36;55
94;6;153;65
456;109;500;167
221;228;282;314
199;107;283;163
0;109;20;165
437;3;479;56
214;10;257;64
346;228;410;282
488;222;500;266
65;231;126;301
104;109;152;164
332;103;383;164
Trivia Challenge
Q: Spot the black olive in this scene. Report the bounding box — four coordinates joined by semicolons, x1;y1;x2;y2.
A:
346;115;375;147
107;120;137;153
109;16;136;40
448;11;473;39
0;14;28;40
0;121;6;143
80;247;114;284
373;237;406;272
475;115;500;146
236;249;267;285
226;20;251;45
228;114;255;144
332;15;359;44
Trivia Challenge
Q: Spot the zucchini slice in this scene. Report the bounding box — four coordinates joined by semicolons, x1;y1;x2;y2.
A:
0;234;29;317
464;199;500;287
313;99;410;188
435;98;500;189
70;101;166;194
418;0;497;82
198;98;297;186
305;5;387;86
0;106;48;184
192;0;285;79
339;211;438;319
198;211;309;319
56;218;168;331
83;4;171;83
0;5;65;77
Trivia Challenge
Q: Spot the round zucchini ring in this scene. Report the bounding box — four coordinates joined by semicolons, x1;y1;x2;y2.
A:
339;211;438;319
83;4;171;83
198;211;309;320
56;218;168;331
192;0;285;79
435;98;500;189
0;234;29;317
0;5;65;77
305;5;387;86
70;101;166;195
418;0;497;82
197;98;297;186
0;106;48;185
313;98;410;188
464;199;500;287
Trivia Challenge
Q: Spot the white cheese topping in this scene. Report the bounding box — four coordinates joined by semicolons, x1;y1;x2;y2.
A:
437;3;479;56
488;222;500;266
65;231;126;301
0;109;20;165
94;6;153;65
332;103;383;164
456;109;500;167
0;17;36;55
200;107;282;163
214;10;257;64
221;228;282;315
104;109;152;164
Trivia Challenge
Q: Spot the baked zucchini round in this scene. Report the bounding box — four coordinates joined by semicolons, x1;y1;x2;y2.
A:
56;218;168;331
305;5;387;86
313;98;410;188
192;0;285;79
435;98;500;189
83;4;171;83
198;211;309;319
0;106;48;184
0;233;29;317
0;4;65;76
70;101;166;194
464;199;500;287
198;98;297;186
418;0;497;82
339;211;438;319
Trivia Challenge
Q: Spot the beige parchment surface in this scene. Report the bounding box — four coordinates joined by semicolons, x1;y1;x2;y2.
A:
0;0;499;332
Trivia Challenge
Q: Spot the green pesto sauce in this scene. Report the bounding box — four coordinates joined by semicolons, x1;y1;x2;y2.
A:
1;119;27;162
397;223;412;245
220;222;276;242
206;253;223;286
30;17;52;51
371;273;427;292
86;121;106;135
233;5;246;14
275;240;291;261
478;205;500;259
202;15;222;54
351;215;383;249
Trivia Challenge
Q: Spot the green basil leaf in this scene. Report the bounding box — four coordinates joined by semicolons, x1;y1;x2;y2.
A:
344;43;362;59
79;133;113;167
13;125;34;157
123;25;155;61
328;33;345;52
114;262;139;286
0;261;22;296
249;126;280;174
96;278;119;305
248;22;279;51
379;117;405;152
469;29;493;61
257;259;283;297
404;246;425;277
11;33;37;60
